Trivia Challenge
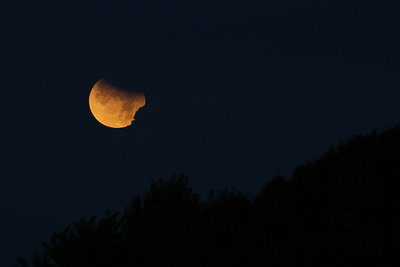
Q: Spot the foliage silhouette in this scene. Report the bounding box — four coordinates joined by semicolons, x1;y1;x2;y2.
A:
15;127;400;266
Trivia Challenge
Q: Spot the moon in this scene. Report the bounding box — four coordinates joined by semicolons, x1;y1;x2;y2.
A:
89;79;145;128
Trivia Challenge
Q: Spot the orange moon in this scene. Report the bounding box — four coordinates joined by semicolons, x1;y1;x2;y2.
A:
89;79;145;128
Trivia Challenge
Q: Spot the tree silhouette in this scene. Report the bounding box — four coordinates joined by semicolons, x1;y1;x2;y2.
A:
15;127;400;266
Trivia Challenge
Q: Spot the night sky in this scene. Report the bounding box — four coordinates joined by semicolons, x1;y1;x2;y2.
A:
2;0;400;265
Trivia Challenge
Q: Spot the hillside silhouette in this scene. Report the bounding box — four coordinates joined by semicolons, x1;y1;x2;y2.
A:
15;127;400;266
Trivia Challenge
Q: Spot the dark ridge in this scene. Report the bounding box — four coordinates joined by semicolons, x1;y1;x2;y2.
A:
15;126;400;266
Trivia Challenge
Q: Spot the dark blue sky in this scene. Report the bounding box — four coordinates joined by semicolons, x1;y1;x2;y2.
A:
1;0;400;265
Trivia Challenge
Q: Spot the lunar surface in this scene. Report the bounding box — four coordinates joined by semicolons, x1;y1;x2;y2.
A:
89;79;145;128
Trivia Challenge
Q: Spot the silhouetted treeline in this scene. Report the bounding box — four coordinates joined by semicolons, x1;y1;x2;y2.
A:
16;127;400;266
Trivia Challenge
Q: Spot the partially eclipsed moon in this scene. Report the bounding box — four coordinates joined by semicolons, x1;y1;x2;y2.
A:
89;79;145;128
